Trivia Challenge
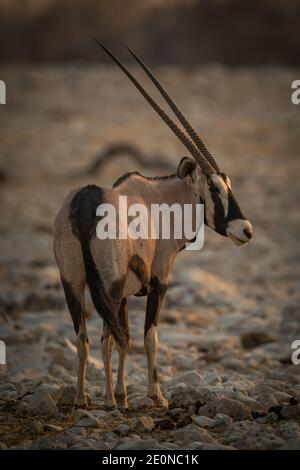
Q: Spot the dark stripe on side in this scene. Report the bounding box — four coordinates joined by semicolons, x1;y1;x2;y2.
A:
113;171;141;188
113;171;177;188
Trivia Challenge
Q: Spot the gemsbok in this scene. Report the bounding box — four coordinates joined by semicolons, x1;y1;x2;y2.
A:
54;43;253;410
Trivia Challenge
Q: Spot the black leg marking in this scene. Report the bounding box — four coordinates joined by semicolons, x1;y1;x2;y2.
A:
61;278;81;334
144;277;168;407
144;276;167;337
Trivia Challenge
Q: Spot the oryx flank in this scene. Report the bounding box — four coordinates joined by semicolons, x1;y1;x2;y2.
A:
54;43;253;410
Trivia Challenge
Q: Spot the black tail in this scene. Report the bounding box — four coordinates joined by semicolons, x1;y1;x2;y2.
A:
70;185;128;350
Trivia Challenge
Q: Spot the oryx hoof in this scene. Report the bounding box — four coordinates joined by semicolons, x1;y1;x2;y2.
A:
115;393;128;410
104;397;117;410
148;394;169;410
73;393;91;409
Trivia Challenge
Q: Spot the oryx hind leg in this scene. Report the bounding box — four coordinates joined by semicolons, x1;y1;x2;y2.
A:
61;278;89;408
115;298;130;409
101;322;117;409
54;230;89;409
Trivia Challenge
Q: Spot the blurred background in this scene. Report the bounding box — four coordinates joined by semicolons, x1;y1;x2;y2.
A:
0;0;300;450
0;0;300;65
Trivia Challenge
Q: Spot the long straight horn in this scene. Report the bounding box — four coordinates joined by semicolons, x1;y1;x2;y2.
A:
125;45;220;174
94;40;215;175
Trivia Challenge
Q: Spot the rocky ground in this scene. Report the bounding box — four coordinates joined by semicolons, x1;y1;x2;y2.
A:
0;64;300;450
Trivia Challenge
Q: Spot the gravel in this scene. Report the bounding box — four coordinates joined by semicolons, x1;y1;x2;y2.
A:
1;64;299;450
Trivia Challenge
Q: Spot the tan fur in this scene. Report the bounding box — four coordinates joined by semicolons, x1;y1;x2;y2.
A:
54;174;199;297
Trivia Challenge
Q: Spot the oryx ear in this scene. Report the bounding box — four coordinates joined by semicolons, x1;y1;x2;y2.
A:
177;157;200;183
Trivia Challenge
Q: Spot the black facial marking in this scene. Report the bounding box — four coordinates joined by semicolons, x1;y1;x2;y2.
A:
208;180;226;235
209;184;220;194
206;174;246;235
225;191;246;222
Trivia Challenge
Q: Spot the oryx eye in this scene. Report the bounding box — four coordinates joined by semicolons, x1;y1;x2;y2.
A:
210;184;219;193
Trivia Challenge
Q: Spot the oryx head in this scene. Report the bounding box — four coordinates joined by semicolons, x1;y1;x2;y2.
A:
95;41;253;246
177;156;252;245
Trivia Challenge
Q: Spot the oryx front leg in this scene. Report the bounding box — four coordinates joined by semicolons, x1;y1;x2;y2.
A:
101;323;116;409
144;277;168;409
114;299;129;409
